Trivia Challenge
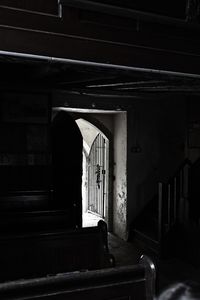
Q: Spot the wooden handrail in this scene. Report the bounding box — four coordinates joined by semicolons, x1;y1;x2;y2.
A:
158;158;192;253
172;158;192;178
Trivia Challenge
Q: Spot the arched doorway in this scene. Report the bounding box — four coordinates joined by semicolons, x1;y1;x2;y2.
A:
76;119;110;228
52;108;127;239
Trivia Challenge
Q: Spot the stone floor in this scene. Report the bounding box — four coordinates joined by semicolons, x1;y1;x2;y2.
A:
83;212;200;295
108;233;200;295
82;211;103;227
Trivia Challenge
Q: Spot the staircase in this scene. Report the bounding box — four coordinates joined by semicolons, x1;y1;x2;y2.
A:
130;159;192;257
132;196;160;255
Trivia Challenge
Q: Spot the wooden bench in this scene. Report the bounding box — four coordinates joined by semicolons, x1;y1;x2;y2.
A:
0;209;73;234
0;255;156;300
0;220;114;282
0;189;81;230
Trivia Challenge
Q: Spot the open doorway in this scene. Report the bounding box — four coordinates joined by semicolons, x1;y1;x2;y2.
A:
76;119;109;227
52;107;127;239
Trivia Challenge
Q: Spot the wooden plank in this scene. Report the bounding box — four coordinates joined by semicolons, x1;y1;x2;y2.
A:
158;182;163;243
167;184;171;228
0;0;59;16
61;0;186;21
0;26;200;77
174;177;177;223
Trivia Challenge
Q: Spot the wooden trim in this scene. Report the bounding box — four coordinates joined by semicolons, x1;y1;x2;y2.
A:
0;3;60;18
60;0;200;30
158;182;163;243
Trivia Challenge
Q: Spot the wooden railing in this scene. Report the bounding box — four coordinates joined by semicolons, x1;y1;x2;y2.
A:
158;159;192;246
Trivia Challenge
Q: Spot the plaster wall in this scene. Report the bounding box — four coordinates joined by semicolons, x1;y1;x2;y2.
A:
76;119;99;150
113;112;127;239
92;114;114;135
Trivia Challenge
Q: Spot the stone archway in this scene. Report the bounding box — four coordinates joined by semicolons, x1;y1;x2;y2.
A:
76;118;110;228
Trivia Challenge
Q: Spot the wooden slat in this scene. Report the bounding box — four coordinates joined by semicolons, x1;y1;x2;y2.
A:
173;177;177;223
61;0;187;23
158;182;163;243
0;0;59;15
167;184;171;228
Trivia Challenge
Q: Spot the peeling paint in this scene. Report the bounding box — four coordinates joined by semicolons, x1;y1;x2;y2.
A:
116;181;127;226
113;113;127;239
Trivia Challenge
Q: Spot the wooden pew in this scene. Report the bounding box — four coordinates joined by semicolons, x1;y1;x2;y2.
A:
0;209;73;234
0;189;81;230
0;220;114;282
0;255;156;300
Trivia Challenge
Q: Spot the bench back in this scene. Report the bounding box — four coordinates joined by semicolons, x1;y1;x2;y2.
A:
0;255;156;300
0;220;114;282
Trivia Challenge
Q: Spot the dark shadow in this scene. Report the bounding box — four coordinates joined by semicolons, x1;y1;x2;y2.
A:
52;111;83;227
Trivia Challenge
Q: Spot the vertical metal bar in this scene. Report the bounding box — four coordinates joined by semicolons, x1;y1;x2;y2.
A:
98;134;101;215
99;134;101;215
100;134;103;216
88;164;90;211
92;138;96;212
96;135;98;214
102;137;105;218
93;145;95;212
96;135;98;213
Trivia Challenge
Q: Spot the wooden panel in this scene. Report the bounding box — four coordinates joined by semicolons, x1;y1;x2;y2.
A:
0;209;70;232
0;221;114;281
0;0;59;15
188;99;200;148
98;0;187;19
61;0;187;20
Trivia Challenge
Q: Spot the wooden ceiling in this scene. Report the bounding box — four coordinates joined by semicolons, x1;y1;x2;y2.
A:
0;52;200;97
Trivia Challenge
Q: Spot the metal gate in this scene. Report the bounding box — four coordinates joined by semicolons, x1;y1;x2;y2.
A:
88;133;108;217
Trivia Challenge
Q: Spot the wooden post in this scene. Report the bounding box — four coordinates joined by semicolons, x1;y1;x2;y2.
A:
158;182;163;244
174;177;177;223
167;184;171;229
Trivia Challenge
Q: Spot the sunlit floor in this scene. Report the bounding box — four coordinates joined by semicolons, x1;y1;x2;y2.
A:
82;211;103;227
